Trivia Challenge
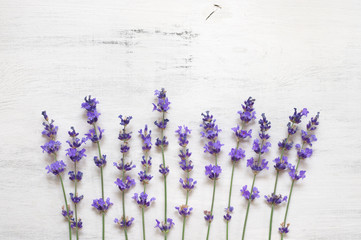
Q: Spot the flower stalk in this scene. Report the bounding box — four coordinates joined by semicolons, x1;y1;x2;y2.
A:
225;97;255;239
241;113;271;240
280;112;319;239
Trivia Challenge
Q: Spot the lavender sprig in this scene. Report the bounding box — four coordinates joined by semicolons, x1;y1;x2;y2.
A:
134;124;155;240
82;96;110;240
114;115;136;240
200;111;224;240
66;127;86;240
225;97;254;240
41;111;72;240
153;88;173;239
267;108;308;240
175;126;195;240
241;113;271;240
280;112;320;239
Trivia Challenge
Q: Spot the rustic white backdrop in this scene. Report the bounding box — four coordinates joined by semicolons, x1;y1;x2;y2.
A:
1;0;360;239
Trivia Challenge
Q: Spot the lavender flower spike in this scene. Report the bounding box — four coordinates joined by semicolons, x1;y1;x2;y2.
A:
153;88;172;238
281;112;320;240
267;108;308;240
225;97;255;240
242;113;271;240
175;126;195;240
200;111;223;240
41;111;72;240
66;127;86;238
135;124;156;240
82;96;110;240
114;115;135;239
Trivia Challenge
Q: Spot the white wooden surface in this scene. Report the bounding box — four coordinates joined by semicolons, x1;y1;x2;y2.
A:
0;0;361;239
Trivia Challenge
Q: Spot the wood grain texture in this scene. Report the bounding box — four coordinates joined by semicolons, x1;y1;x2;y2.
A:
0;0;361;239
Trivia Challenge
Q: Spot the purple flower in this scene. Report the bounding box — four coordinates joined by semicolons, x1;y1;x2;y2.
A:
264;194;287;205
71;219;83;229
81;96;100;124
41;111;58;139
229;147;246;163
85;127;104;143
278;138;293;151
175;205;193;216
295;144;313;159
42;111;49;121
155;218;175;233
175;125;191;146
306;112;320;131
68;171;83;181
240;185;260;200
237;97;256;123
204;210;214;222
287;122;298;135
70;193;84;204
259;113;271;132
155;136;169;147
204;140;224;155
45;160;66;175
133;192;156;207
41;140;61;154
118;115;133;126
139;125;152;150
114;217;134;228
118;131;132;141
159;164;169;175
252;139;271;154
120;144;130;153
113;161;136;172
232;125;252;140
114;176;136;191
94;155;107;168
179;177;197;190
301;130;317;146
200;111;222;141
273;156;289;171
179;159;194;172
141;156;152;167
152;88;171;112
81;96;99;112
223;206;234;222
61;206;73;218
154;119;169;129
247;157;269;173
288;165;306;180
279;223;290;234
91;197;113;212
205;164;222;180
138;171;153;184
179;149;192;160
65;131;86;162
289;108;308;124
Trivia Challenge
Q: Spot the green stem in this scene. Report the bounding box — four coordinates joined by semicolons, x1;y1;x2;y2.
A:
74;162;79;240
242;138;265;240
141;152;149;240
181;145;190;240
59;174;72;240
268;124;294;240
93;124;105;240
226;140;240;240
142;207;146;240
160;112;168;240
206;155;218;240
241;174;256;240
281;142;304;240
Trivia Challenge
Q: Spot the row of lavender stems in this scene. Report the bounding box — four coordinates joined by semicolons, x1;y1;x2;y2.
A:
41;88;320;240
